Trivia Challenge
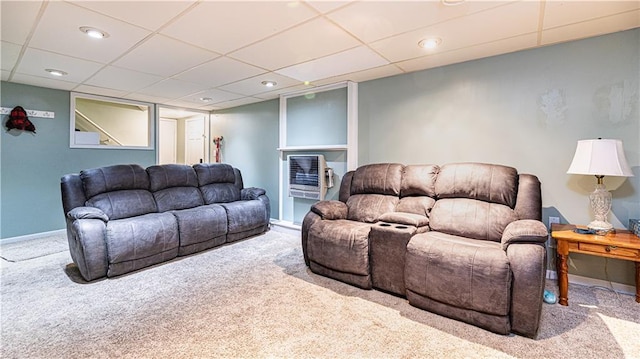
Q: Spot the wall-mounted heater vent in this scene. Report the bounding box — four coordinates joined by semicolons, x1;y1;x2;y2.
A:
288;154;330;200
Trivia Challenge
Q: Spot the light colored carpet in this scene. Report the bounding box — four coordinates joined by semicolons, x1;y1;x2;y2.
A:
1;228;639;359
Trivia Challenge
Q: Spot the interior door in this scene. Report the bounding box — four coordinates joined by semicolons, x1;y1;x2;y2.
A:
185;117;206;165
158;118;177;164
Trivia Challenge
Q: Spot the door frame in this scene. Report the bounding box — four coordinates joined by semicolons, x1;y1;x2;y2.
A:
156;106;210;165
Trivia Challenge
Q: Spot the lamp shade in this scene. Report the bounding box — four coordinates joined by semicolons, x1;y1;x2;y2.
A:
567;139;633;177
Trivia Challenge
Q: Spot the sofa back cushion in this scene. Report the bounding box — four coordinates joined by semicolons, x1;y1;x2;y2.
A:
434;163;518;208
350;163;403;196
147;164;204;212
430;163;520;242
80;164;157;220
194;163;241;204
401;164;439;197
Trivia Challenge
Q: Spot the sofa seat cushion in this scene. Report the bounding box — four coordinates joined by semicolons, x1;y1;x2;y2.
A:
171;204;227;247
307;220;373;276
220;200;267;234
405;231;512;316
105;212;179;276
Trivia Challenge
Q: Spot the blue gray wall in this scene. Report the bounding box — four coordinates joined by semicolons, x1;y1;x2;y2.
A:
358;29;639;286
0;82;156;238
213;100;280;218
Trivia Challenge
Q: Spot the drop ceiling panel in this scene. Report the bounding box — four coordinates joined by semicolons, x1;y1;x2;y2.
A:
209;97;267;110
161;1;317;55
133;78;209;99
15;48;103;83
0;1;43;44
69;0;197;32
168;88;243;107
326;0;507;44
253;83;318;100
304;1;350;14
174;56;266;87
229;17;361;71
310;64;404;87
84;66;164;92
543;1;640;29
218;73;303;97
370;1;540;63
11;72;77;91
276;46;389;82
541;10;640;45
1;41;22;71
73;84;128;99
396;33;538;73
28;1;151;64
113;34;218;77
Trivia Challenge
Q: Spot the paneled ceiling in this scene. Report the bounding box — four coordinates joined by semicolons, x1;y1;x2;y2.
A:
2;1;639;111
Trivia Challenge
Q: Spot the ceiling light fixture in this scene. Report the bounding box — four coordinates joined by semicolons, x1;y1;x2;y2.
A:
79;26;109;39
45;69;68;77
199;97;213;102
261;80;277;88
418;37;442;49
441;0;466;6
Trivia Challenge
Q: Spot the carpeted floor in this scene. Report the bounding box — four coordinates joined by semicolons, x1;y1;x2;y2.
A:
1;228;639;359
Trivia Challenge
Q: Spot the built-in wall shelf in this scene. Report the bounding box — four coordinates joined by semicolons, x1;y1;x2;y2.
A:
277;145;348;152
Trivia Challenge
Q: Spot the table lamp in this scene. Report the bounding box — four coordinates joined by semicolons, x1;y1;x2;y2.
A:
567;138;634;233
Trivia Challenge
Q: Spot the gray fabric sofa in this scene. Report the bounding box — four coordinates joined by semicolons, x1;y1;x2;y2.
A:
302;162;548;338
61;163;270;281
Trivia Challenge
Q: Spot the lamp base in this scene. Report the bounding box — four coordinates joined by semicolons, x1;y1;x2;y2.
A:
587;220;613;235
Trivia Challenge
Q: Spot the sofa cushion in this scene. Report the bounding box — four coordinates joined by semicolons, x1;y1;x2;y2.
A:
153;187;204;212
307;220;373;276
395;196;436;217
86;189;157;220
346;194;399;223
401;164;439;197
171;204;227;248
405;232;512;316
350;163;403;196
147;164;199;191
81;164;150;198
429;198;518;242
194;163;241;204
105;212;179;275
435;163;518;208
221;200;268;235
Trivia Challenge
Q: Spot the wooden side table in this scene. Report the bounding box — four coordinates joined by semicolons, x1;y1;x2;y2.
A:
550;223;640;306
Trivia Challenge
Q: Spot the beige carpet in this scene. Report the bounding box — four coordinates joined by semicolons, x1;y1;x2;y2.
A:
1;228;639;359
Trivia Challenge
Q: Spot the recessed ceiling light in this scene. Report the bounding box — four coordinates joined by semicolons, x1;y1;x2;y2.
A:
261;80;277;88
45;69;68;77
79;26;109;39
441;0;466;6
418;37;442;49
199;97;213;102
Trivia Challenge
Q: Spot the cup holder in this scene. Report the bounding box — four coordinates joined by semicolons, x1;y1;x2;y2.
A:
395;225;408;229
379;223;392;227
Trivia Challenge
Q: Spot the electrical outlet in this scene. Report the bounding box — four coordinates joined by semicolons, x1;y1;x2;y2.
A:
547;216;560;249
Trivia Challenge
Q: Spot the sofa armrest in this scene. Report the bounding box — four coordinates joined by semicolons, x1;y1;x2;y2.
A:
501;219;547;250
67;206;109;222
311;200;347;220
241;187;266;200
378;212;429;228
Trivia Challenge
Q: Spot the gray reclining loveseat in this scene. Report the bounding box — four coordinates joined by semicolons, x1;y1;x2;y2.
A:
302;162;548;338
61;163;270;281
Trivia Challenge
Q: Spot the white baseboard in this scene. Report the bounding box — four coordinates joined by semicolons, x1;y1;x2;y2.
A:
0;229;66;244
546;269;635;296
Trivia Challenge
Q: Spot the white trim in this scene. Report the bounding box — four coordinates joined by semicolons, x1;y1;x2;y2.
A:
0;229;66;244
546;270;635;296
346;81;358;170
278;145;347;151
